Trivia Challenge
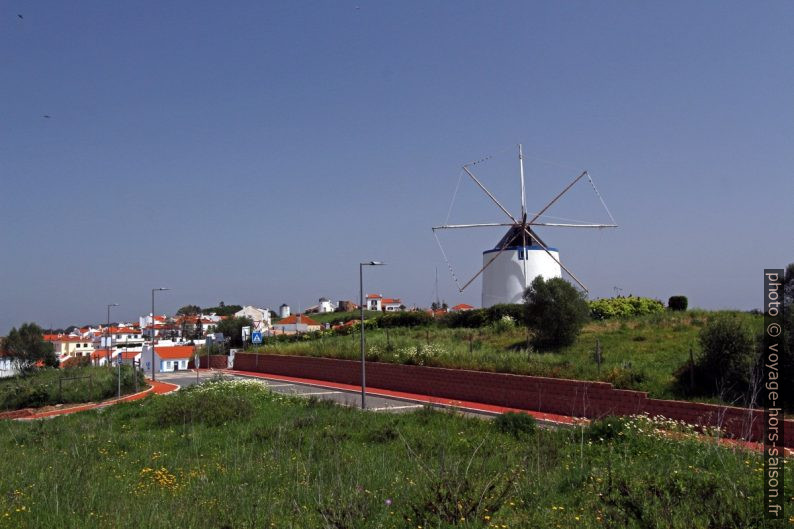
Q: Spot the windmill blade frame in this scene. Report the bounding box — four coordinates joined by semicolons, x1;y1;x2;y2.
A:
522;226;588;292
462;165;518;224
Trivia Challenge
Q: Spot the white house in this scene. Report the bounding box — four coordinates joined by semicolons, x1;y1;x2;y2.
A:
0;351;18;378
365;294;403;312
270;314;321;334
141;344;196;374
44;334;95;362
97;326;145;350
234;306;272;328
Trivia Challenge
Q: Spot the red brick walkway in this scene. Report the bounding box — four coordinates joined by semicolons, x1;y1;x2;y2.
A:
0;379;179;420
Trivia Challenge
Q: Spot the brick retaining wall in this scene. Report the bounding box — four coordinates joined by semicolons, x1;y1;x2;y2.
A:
230;353;793;448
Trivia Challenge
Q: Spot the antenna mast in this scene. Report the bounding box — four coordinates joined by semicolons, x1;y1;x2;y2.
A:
518;144;526;218
435;267;440;307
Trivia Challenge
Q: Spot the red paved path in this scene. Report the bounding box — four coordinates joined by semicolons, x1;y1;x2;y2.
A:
1;379;179;420
219;368;792;456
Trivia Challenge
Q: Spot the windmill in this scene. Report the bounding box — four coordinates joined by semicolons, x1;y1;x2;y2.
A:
432;145;617;307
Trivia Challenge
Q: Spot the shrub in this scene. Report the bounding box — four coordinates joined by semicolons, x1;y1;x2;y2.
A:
589;296;665;320
586;416;627;442
376;311;432;328
485;304;526;324
61;356;91;369
668;295;688;311
151;379;267;427
493;412;537;438
687;316;757;400
439;309;488;328
524;276;590;350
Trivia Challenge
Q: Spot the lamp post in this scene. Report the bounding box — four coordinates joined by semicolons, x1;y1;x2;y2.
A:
151;288;170;381
106;304;119;366
359;261;385;409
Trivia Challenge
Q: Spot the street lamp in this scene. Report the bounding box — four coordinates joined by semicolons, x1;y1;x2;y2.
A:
151;288;170;381
359;261;385;409
106;304;119;366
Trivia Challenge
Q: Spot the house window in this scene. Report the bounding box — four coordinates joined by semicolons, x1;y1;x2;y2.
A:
518;248;526;260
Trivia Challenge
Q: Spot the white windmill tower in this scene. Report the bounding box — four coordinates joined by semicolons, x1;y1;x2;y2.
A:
433;145;617;307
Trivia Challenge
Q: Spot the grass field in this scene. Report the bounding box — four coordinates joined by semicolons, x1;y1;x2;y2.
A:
0;365;144;412
0;378;787;528
254;310;762;402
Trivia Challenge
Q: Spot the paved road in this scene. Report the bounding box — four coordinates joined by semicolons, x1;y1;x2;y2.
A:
156;370;436;414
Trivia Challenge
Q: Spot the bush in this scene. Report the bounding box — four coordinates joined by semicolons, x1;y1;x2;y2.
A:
61;356;92;369
524;276;590;350
687;316;757;400
151;379;267;427
493;412;537;438
589;296;665;320
668;295;688;311
485;304;526;324
439;309;488;329
376;311;432;328
586;416;627;442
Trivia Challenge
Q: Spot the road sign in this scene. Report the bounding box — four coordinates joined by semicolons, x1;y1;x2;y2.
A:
252;331;262;344
242;326;251;341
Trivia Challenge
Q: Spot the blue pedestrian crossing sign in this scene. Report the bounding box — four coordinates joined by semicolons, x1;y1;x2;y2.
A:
251;331;263;344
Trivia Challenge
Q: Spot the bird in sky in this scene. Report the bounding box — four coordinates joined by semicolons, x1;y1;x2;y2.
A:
42;115;51;119
17;14;23;19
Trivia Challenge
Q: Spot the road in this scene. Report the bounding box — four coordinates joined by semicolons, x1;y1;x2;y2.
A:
156;370;448;414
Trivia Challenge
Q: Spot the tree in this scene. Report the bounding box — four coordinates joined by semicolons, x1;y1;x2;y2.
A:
214;317;253;348
4;323;57;373
524;276;590;351
176;304;201;316
692;315;757;401
667;295;688;311
202;304;242;317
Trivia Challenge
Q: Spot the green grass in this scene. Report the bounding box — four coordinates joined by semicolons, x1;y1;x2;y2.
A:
254;310;763;403
0;366;145;411
0;378;788;528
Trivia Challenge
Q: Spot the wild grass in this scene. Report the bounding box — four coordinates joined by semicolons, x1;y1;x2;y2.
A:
253;310;763;403
0;365;144;411
0;379;787;528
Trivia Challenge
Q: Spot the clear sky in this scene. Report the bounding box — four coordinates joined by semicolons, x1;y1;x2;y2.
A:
2;1;792;333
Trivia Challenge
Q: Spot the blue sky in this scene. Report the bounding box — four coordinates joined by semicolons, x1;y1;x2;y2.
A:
1;1;792;333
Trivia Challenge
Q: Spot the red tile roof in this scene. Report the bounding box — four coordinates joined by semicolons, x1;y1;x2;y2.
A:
121;351;141;360
154;345;195;359
44;335;90;343
91;349;111;359
382;298;401;305
274;314;320;326
452;303;475;310
366;294;381;299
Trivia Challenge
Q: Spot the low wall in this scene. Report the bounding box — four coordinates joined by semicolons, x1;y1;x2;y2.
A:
188;355;229;370
230;353;793;448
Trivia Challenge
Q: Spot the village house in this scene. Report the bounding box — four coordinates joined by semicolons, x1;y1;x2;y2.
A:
141;344;196;374
365;294;404;312
270;314;321;334
44;334;95;362
234;306;272;327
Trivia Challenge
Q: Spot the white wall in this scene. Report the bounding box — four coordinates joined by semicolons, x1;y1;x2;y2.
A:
481;247;562;307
